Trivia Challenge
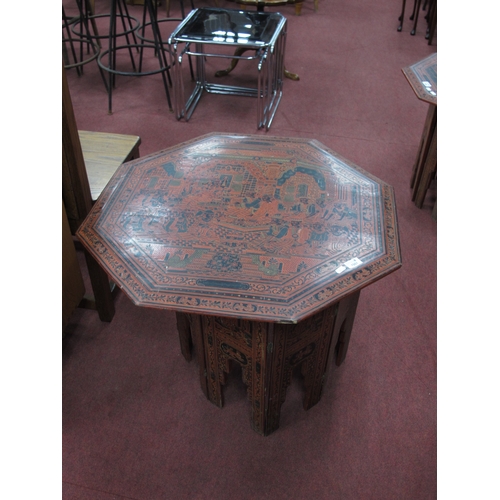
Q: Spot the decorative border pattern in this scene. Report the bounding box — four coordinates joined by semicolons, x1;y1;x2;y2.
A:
402;52;437;105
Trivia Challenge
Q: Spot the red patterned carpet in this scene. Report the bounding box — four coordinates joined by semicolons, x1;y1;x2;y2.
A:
63;0;437;497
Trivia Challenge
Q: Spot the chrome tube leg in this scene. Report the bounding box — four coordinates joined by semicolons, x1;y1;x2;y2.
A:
177;50;186;119
257;53;264;129
169;44;181;118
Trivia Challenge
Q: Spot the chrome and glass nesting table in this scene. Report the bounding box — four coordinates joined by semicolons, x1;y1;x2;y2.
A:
168;7;287;130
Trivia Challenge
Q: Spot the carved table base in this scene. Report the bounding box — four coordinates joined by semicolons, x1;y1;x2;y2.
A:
176;291;359;436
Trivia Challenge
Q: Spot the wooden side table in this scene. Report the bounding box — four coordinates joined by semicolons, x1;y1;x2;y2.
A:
402;53;437;209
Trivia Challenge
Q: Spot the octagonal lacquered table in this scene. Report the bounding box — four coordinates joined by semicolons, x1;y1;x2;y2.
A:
77;133;402;435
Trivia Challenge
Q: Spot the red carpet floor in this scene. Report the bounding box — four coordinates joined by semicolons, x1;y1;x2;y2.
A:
63;0;437;497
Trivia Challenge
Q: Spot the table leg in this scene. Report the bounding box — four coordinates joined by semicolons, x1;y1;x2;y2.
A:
83;249;115;322
187;313;210;401
176;312;192;361
256;322;288;435
410;104;436;191
334;291;360;366
413;125;437;208
302;291;360;410
196;315;287;435
431;200;437;221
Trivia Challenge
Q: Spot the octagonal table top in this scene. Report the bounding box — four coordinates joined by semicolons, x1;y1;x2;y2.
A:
77;133;402;323
402;52;437;105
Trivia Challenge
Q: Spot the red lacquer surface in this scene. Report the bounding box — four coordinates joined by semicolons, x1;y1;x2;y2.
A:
77;134;402;322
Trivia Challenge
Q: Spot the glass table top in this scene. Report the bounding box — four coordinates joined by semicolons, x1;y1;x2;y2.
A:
170;7;285;46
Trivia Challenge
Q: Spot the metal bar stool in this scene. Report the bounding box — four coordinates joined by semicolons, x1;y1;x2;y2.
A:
62;0;108;89
97;0;177;113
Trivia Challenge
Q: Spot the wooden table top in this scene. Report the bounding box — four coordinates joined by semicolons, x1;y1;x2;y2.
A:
402;52;437;105
77;134;402;323
79;131;141;201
